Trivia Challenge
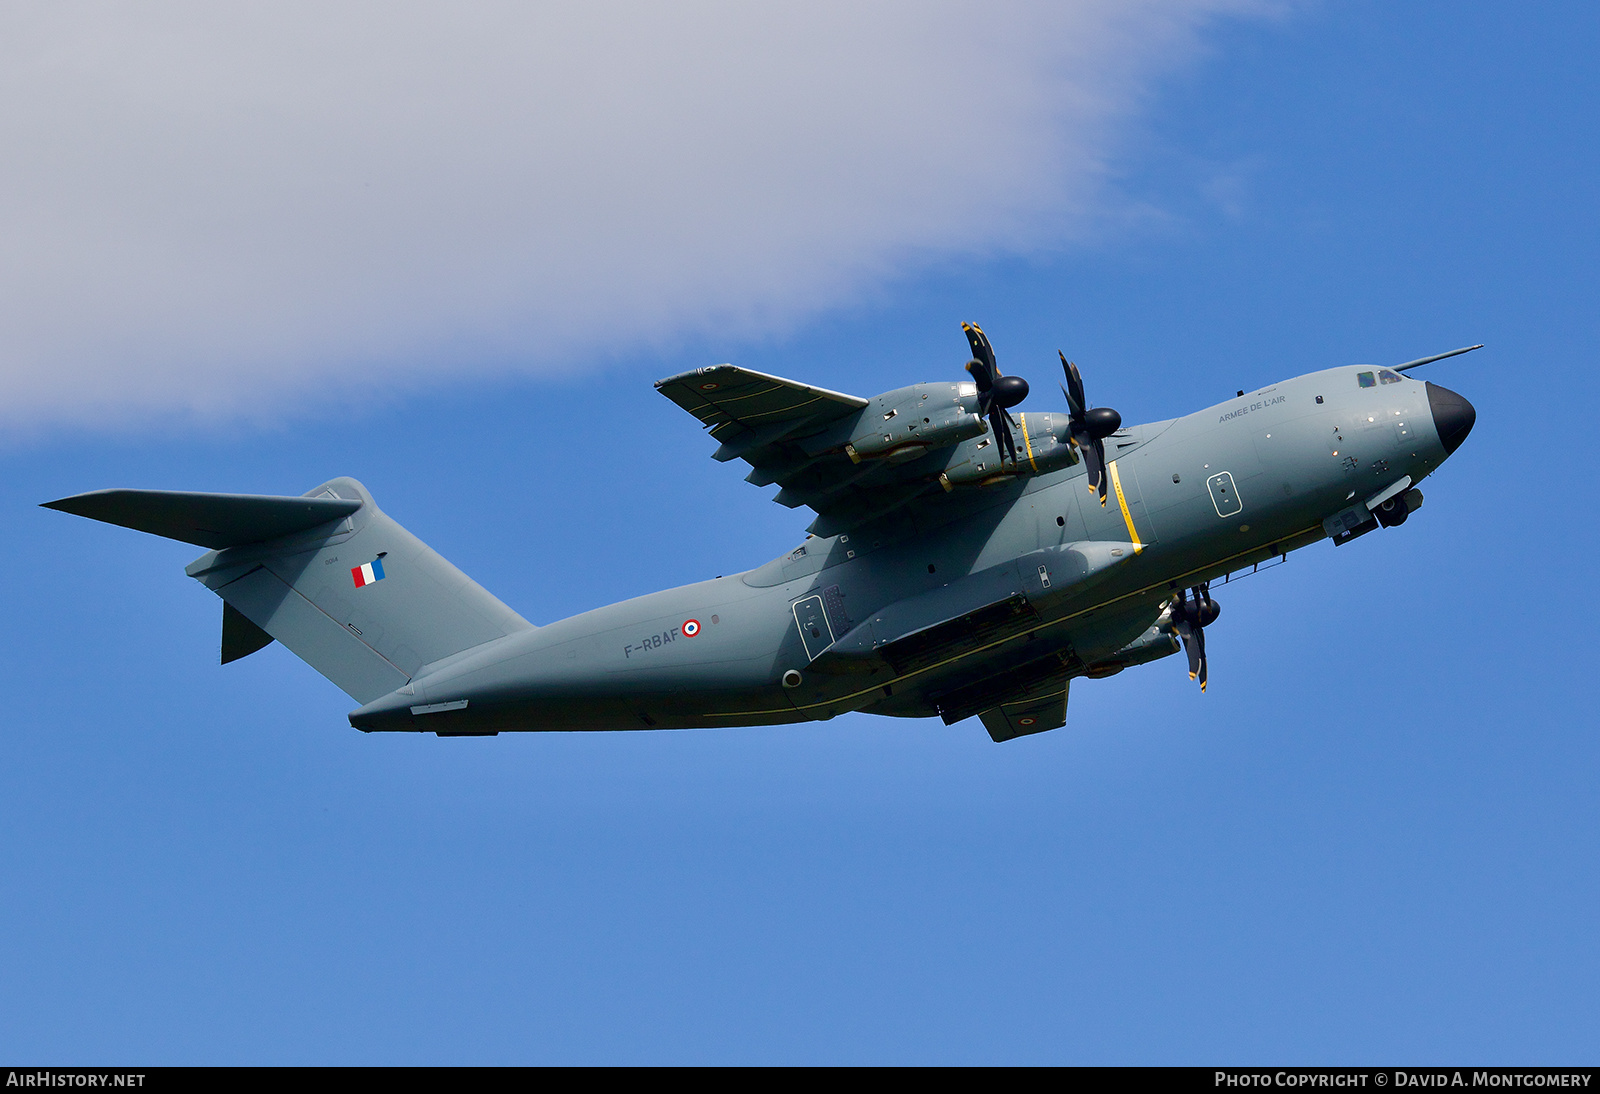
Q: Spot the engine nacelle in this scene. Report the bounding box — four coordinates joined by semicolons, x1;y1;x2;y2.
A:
937;411;1080;488
1007;412;1081;475
844;383;986;462
1082;623;1181;678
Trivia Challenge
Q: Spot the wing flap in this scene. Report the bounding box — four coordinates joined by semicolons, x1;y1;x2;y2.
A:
932;650;1072;727
978;677;1071;743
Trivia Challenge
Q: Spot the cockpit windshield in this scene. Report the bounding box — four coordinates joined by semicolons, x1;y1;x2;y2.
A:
1379;369;1403;384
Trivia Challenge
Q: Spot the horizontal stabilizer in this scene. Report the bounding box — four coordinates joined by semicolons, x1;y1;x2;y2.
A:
41;489;361;549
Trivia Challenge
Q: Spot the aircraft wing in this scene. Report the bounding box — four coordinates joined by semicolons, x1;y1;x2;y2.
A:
655;363;866;457
656;364;936;535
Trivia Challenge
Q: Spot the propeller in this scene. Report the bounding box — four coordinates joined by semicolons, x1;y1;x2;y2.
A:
1168;583;1221;692
962;322;1029;467
1059;353;1121;506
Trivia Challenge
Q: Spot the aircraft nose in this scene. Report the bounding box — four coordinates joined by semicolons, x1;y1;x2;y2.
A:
1426;381;1476;455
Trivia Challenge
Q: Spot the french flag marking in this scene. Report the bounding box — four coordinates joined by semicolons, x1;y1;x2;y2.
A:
351;558;386;588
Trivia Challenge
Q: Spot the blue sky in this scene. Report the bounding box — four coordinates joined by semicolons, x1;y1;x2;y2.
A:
2;2;1595;1063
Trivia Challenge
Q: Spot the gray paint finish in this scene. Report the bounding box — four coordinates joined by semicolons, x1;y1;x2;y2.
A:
44;354;1476;742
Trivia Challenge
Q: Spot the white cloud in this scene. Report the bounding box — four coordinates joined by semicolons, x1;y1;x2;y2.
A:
0;1;1270;428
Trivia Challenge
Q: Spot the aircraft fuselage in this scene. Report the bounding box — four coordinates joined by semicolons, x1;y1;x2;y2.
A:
348;363;1471;735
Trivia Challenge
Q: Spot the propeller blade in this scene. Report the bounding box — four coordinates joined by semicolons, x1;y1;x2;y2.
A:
1079;431;1107;505
1060;353;1087;418
1169;584;1216;692
967;361;993;417
1171;589;1193;676
964;322;997;377
964;323;1027;467
989;405;1018;466
1059;353;1110;505
1179;623;1201;681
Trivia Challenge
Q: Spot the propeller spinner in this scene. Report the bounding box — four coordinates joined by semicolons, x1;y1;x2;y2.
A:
962;323;1028;467
1059;353;1121;506
1169;583;1221;691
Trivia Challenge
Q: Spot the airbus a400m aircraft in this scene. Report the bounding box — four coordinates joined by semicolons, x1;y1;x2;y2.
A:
46;327;1478;742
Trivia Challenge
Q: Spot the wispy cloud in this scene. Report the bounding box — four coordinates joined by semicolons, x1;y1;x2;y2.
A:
0;1;1271;428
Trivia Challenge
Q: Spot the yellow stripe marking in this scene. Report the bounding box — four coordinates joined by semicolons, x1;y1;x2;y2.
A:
1108;460;1144;554
1019;413;1038;472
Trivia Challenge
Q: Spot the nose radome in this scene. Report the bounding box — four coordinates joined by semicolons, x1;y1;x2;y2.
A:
1426;381;1476;455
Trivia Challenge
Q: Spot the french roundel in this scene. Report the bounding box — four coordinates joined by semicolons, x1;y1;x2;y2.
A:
682;619;701;637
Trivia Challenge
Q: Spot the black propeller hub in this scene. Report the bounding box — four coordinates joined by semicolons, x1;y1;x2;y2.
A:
992;375;1030;409
992;374;1029;409
1083;406;1121;439
1174;595;1220;629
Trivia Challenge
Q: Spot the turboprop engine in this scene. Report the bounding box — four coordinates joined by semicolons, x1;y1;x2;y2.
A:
834;383;988;463
938;410;1081;489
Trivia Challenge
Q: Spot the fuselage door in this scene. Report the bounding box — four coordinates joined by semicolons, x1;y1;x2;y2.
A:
792;594;835;662
1207;471;1243;518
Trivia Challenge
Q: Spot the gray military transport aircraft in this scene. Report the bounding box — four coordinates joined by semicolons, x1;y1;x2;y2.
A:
44;327;1478;742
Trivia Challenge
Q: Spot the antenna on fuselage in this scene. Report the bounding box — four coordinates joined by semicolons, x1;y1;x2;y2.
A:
1393;344;1484;373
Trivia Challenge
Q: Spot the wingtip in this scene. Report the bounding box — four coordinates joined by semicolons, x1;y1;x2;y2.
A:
39;492;103;515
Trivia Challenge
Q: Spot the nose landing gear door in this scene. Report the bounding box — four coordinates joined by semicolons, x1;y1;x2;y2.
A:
1207;471;1243;518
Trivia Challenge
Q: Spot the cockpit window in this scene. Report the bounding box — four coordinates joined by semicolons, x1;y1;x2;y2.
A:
1379;369;1403;384
1357;371;1376;388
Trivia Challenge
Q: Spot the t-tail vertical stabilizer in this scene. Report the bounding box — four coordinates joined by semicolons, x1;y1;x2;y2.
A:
43;477;533;703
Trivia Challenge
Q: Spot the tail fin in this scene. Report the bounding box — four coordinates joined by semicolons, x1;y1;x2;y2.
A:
45;477;533;704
